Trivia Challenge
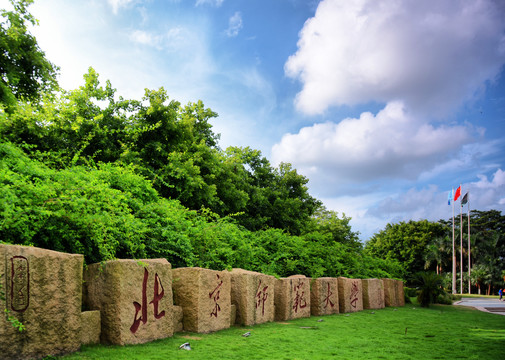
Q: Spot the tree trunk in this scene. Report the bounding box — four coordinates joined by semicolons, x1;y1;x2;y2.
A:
477;284;481;295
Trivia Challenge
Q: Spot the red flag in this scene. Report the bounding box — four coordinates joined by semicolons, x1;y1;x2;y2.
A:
454;186;461;201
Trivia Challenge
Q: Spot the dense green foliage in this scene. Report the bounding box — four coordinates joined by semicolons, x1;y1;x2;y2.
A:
0;139;402;279
0;67;321;236
365;220;445;276
0;141;404;279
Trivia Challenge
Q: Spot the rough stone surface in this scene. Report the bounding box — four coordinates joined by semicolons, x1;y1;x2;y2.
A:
0;244;83;360
338;277;363;313
230;304;236;326
382;278;398;307
310;277;339;316
230;268;276;326
172;267;231;333
173;306;183;333
274;275;311;321
81;311;101;345
395;280;405;307
84;259;173;345
362;279;385;310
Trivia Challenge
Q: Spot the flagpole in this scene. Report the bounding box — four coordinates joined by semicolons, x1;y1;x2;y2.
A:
467;192;471;294
452;188;456;294
460;184;463;295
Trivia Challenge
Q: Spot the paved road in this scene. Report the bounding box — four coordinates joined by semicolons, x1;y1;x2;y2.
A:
454;297;505;316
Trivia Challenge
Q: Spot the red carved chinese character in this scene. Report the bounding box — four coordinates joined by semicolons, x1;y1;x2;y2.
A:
255;280;269;316
323;282;335;309
350;281;359;308
150;273;165;319
130;268;166;334
292;280;307;313
130;268;149;333
209;274;223;318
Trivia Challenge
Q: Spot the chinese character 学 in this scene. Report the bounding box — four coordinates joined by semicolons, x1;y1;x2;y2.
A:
255;280;269;316
209;274;223;318
292;280;307;313
130;268;166;334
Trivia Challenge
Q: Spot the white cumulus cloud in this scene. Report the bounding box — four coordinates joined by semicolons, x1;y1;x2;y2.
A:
285;0;505;115
272;101;473;184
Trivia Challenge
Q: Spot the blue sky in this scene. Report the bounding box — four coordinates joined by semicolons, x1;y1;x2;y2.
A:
7;0;505;240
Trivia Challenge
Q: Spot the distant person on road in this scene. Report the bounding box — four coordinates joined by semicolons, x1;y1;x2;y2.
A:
499;288;503;301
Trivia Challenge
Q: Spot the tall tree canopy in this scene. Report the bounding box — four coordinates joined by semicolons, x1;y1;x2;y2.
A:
0;0;58;110
0;67;321;235
365;220;446;277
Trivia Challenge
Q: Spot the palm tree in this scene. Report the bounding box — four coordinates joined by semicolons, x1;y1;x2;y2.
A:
470;265;488;295
424;236;450;274
414;272;445;307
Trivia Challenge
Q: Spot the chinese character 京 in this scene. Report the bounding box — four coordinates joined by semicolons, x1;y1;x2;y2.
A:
209;274;223;318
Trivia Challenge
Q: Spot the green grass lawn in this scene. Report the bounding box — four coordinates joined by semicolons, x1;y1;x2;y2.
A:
59;303;505;360
458;294;500;299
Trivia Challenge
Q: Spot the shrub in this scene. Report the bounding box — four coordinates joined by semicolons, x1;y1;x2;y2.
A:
414;272;445;307
404;286;418;297
436;292;454;305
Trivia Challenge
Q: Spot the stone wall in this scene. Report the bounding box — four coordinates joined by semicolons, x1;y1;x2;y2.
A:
1;243;406;359
230;268;276;326
274;275;311;321
362;279;385;310
0;244;83;360
84;259;173;345
338;277;363;313
172;267;231;333
310;277;339;316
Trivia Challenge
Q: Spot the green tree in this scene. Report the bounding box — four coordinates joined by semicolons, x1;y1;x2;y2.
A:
0;0;58;110
305;207;362;250
365;220;446;279
0;67;138;167
470;264;489;295
463;210;505;294
423;235;451;274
